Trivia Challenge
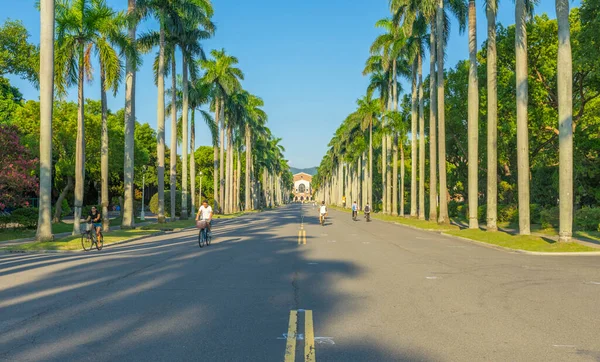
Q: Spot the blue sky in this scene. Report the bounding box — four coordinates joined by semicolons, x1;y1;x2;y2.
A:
3;0;578;169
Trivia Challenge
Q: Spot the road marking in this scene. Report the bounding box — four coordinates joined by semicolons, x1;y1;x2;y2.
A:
586;281;600;285
282;310;318;362
298;228;307;245
553;344;576;348
284;311;298;362
308;262;319;265
305;310;316;362
303;229;307;245
425;276;438;280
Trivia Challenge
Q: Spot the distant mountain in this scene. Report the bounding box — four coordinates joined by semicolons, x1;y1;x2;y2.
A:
290;166;317;176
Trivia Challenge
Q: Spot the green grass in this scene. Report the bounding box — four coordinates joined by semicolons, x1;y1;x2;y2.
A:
445;229;598;252
331;205;460;231
4;229;162;252
0;222;73;242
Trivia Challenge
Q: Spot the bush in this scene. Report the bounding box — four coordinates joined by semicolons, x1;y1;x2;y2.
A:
149;190;192;217
540;207;559;229
448;200;462;218
530;204;542;224
574;207;600;231
498;204;519;223
477;204;487;223
1;207;39;229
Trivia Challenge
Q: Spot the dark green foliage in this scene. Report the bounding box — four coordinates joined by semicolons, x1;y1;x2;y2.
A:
497;204;519;223
574;207;600;231
149;190;192;218
540;207;560;229
0;207;39;229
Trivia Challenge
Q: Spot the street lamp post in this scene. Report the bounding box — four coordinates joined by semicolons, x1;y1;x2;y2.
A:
141;165;147;221
199;171;203;203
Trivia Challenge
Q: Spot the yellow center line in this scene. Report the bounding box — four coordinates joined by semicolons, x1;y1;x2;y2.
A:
284;310;298;362
305;310;316;362
302;229;307;245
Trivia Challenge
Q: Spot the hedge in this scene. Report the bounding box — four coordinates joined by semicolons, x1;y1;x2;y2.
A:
149;190;192;217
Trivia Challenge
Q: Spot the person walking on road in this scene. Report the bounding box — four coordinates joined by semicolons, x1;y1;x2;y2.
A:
351;201;358;220
364;203;371;222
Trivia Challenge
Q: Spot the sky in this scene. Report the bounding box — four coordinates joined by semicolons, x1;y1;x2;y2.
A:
2;0;579;169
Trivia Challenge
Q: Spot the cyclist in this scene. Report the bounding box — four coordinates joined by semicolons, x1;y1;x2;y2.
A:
319;201;328;225
85;206;103;240
351;201;358;220
364;203;371;222
195;199;213;231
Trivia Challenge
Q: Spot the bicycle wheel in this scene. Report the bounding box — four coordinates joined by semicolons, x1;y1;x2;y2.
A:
198;229;205;248
206;230;211;246
81;232;93;251
96;232;104;250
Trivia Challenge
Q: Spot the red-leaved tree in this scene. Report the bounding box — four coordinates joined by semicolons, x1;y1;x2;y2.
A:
0;124;38;209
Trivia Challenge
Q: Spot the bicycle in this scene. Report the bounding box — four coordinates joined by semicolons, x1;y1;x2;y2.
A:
81;223;103;251
352;210;357;221
197;220;212;248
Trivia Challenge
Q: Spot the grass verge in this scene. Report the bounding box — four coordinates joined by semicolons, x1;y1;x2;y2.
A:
445;229;598;252
4;210;252;251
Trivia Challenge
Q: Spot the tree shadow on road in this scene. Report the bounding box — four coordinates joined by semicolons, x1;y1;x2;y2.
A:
0;205;435;361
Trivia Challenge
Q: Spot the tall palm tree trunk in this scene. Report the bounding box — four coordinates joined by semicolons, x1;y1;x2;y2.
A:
219;101;225;211
157;26;166;223
382;135;387;213
100;67;110;232
486;0;498;232
400;142;405;217
181;56;189;219
387;134;392;214
429;25;438;222
237;151;241;212
468;0;479;229
556;0;573;242
122;0;136;229
392;135;398;216
213;98;220;213
190;109;196;216
245;127;251;210
170;54;177;221
410;59;418;217
515;0;530;235
437;0;449;224
36;0;54;241
418;51;426;220
369;122;373;208
72;45;85;235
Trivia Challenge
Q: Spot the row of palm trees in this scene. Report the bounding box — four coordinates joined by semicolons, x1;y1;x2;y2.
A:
35;0;291;241
314;0;575;242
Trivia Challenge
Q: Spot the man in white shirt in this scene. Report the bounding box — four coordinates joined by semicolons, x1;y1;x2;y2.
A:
319;201;327;225
196;200;213;230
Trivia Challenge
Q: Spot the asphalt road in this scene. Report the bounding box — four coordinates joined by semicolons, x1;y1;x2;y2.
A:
1;204;599;362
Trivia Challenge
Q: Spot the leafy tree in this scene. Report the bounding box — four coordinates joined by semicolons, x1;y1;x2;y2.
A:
0;124;38;208
0;20;39;85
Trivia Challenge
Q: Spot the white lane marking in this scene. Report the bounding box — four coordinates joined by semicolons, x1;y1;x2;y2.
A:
327;240;336;243
278;334;335;345
362;241;371;244
553;344;576;348
308;262;319;265
586;281;600;285
425;276;438;280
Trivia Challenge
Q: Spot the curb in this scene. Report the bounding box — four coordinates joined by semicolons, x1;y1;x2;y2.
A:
438;232;600;256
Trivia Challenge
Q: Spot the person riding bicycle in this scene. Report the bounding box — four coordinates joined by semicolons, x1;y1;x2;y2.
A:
364;203;371;222
195;200;213;231
351;201;358;220
319;201;328;224
85;206;102;240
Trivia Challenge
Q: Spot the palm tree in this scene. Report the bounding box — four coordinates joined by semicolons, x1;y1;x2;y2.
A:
486;0;498;231
515;0;537;235
556;0;572;242
429;21;438;222
97;7;128;232
244;93;267;211
178;24;212;219
54;0;128;234
353;95;381;209
36;0;55;242
201;49;244;213
436;0;467;224
467;0;479;229
122;0;137;229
